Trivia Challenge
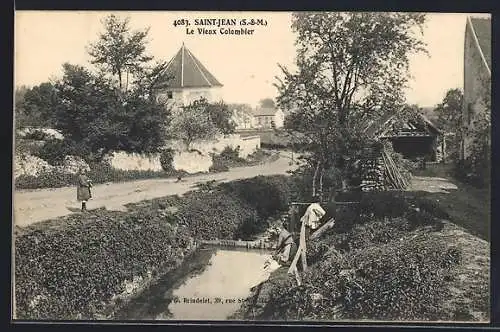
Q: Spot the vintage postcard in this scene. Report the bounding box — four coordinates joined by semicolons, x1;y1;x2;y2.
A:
13;10;491;323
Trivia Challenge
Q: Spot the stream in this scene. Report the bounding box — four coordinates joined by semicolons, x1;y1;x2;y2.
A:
115;246;278;320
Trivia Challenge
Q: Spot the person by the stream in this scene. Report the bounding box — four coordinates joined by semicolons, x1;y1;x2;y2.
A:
300;195;326;239
273;219;297;265
76;167;92;212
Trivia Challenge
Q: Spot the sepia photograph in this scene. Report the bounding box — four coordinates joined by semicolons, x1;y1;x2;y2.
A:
13;10;491;323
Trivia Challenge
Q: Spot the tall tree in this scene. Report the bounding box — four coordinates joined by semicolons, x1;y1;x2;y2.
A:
87;14;153;91
18;83;59;127
435;88;463;133
14;85;29;129
53;63;170;158
276;12;427;193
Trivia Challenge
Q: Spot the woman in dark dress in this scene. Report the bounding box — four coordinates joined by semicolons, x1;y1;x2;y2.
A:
76;167;92;211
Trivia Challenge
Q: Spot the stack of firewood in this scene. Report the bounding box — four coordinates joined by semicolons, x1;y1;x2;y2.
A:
358;143;412;191
381;149;411;189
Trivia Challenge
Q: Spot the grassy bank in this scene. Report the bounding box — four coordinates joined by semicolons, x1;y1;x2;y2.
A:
14;175;293;319
410;163;490;241
233;190;490;322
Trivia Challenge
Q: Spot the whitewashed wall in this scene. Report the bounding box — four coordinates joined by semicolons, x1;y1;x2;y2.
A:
172;151;213;173
108;134;261;173
170;134;261;158
108;152;163;172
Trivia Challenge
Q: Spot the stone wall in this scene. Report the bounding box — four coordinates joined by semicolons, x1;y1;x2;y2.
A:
108;152;163;172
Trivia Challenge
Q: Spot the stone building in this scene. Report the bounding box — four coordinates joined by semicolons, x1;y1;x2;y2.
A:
253;107;285;129
461;16;491;160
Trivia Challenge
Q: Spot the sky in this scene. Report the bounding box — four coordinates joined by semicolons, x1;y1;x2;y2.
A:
14;11;491;108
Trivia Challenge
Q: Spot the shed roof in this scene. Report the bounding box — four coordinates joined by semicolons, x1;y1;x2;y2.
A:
363;107;441;138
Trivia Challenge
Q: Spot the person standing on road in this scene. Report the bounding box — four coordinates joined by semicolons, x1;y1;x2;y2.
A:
77;167;92;212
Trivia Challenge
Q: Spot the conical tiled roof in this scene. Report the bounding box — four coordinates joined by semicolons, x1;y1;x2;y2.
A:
160;43;223;89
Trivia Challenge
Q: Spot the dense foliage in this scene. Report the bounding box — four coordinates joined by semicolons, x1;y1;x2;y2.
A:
170;98;235;150
220;175;296;221
159;148;175;172
16;14;172;163
15;83;59;128
15;208;194;319
276;13;427;192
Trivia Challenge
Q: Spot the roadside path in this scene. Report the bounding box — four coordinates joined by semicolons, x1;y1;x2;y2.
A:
14;152;298;227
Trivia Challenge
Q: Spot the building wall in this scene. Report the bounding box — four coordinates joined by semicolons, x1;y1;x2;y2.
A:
232;109;256;130
274;109;285;128
462;20;491;160
157;86;223;108
255;115;274;128
254;110;285;129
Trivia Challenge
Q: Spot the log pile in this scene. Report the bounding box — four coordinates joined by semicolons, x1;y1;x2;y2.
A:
360;157;386;192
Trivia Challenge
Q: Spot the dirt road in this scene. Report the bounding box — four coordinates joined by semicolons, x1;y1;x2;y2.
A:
14;153;298;227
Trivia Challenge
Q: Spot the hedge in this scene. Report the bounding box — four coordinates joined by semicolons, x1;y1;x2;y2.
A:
14;208;194;320
15;162;181;190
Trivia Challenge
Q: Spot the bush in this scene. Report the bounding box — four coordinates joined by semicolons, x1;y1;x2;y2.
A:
209;157;230;173
177;191;259;240
258;230;462;321
23;129;51;141
15;168;76;190
220;175;294;220
35;139;78;165
15;162;176;190
219;146;242;161
159;148;175;172
209;146;246;173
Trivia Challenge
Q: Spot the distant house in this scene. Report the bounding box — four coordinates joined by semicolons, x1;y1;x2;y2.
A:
155;43;223;108
232;107;256;130
253;107;285;129
461;16;491;160
364;108;444;162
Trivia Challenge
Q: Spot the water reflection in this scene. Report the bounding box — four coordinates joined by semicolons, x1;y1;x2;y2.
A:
116;247;276;321
166;249;273;320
